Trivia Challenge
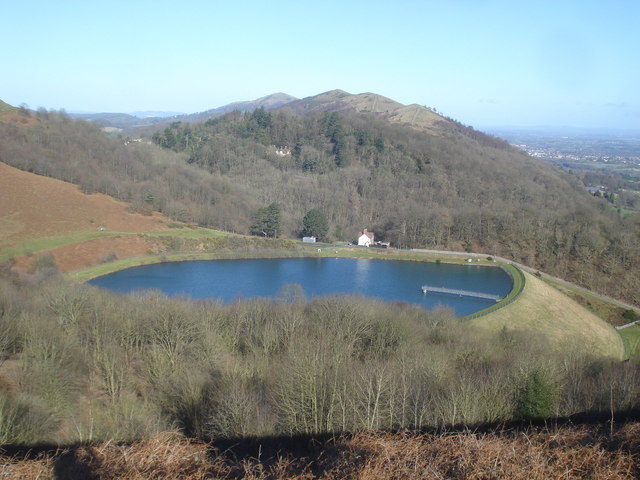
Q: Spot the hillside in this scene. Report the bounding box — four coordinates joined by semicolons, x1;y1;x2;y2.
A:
0;161;174;271
0;99;18;113
283;89;448;135
0;162;168;247
1;95;639;306
69;92;299;130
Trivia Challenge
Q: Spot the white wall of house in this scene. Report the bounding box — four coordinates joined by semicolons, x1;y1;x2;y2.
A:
358;234;372;247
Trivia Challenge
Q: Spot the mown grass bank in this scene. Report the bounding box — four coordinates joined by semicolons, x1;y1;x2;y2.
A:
620;325;640;360
469;271;625;360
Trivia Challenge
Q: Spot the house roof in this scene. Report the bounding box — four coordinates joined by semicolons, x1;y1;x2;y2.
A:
359;229;374;240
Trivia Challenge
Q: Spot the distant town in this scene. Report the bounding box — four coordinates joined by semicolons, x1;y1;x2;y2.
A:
486;127;640;177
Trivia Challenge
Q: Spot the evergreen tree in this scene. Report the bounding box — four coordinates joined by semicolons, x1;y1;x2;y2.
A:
302;209;329;240
251;203;281;238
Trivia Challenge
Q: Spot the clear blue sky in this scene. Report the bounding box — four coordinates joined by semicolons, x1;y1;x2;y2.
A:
2;0;639;129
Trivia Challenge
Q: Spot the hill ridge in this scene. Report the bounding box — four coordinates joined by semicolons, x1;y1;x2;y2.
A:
0;99;18;113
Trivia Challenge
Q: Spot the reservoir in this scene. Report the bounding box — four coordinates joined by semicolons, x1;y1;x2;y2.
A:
88;257;513;316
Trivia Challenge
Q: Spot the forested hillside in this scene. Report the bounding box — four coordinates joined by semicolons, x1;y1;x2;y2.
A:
0;98;638;305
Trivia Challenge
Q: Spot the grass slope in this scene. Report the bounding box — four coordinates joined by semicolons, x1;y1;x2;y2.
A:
0;161;168;248
0;161;175;267
473;271;625;359
620;325;640;359
0;99;18;113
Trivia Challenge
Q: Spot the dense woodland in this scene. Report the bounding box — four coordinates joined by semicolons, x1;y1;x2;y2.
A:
0;271;638;445
1;107;638;305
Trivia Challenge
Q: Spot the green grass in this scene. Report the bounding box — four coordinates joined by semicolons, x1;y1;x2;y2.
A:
619;325;640;359
0;231;122;262
539;275;635;327
141;226;228;239
0;227;229;264
312;246;497;265
617;207;638;217
470;271;625;360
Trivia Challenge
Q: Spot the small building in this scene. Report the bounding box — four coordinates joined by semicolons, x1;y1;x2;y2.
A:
302;236;317;243
275;146;291;156
357;229;374;247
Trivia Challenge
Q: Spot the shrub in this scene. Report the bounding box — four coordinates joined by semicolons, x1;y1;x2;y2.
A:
29;252;57;273
0;392;59;444
622;309;639;322
99;249;118;264
515;368;558;420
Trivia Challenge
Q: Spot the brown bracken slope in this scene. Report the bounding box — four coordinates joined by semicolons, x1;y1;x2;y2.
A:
0;161;171;271
1;424;639;479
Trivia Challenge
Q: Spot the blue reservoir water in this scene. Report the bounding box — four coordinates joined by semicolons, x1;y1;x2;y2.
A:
88;258;512;316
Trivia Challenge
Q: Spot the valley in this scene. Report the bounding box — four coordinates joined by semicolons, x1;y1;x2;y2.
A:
1;94;639;478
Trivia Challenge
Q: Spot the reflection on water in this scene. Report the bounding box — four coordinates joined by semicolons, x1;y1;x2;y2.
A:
353;258;371;291
89;258;512;317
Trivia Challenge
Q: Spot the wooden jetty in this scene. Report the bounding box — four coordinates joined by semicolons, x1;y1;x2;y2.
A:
421;285;502;302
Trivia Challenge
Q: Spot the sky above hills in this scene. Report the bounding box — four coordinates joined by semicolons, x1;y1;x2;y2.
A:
2;0;639;130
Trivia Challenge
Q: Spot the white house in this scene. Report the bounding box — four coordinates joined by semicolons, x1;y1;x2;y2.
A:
357;228;374;247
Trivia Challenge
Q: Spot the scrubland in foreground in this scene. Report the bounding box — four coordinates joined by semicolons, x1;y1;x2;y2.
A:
1;265;638;447
2;422;639;479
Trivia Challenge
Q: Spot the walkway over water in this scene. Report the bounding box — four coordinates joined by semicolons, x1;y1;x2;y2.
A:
421;285;503;302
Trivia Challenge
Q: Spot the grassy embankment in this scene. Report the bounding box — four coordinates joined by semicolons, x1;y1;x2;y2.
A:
470;270;625;360
620;325;640;360
69;240;499;282
536;274;640;359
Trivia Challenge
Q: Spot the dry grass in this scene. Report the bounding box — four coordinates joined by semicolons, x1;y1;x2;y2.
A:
57;432;212;479
0;161;172;271
1;423;639;479
0;454;54;480
327;427;636;480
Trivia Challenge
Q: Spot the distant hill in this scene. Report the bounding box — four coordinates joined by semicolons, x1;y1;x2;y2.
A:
198;92;297;117
63;90;490;141
155;92;299;125
68;111;168;130
281;90;509;147
130;110;185;118
70;93;299;131
283;89;442;130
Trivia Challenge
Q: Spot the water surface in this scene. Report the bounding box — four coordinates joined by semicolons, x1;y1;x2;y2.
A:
89;257;512;316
